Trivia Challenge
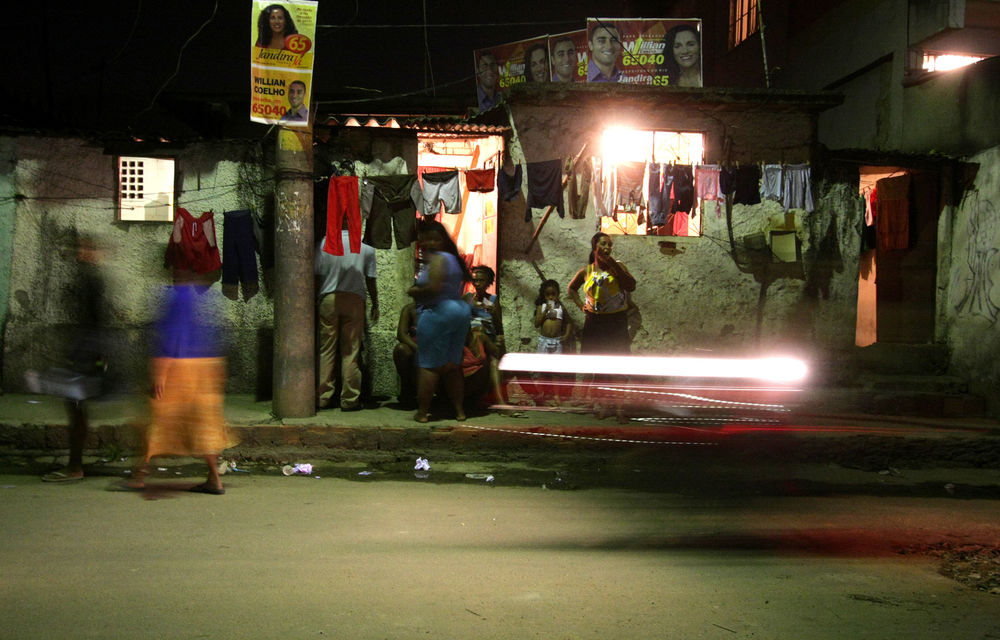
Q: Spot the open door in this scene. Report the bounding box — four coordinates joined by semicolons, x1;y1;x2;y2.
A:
417;133;504;296
856;167;939;345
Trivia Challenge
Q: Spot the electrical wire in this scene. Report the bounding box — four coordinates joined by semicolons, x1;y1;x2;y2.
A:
422;0;435;96
316;76;473;105
318;20;582;29
130;0;220;132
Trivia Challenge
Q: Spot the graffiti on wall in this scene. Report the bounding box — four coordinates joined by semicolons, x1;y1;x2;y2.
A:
952;194;999;324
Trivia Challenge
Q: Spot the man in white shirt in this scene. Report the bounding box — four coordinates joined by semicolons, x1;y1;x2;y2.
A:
315;226;378;410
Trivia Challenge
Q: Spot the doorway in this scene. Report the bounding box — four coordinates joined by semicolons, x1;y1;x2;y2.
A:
856;166;939;345
417;133;504;295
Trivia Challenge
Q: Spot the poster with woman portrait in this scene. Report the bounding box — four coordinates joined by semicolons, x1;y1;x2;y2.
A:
547;30;588;83
585;18;702;87
250;1;318;127
472;36;549;111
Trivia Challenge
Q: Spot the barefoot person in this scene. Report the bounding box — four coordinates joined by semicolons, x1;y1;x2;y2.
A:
39;234;108;482
127;283;236;494
407;221;472;422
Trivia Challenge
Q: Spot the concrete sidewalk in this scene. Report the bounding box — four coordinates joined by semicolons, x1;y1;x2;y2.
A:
1;391;998;465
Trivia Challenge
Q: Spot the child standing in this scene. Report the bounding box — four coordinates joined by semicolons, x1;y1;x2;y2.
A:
533;279;572;353
527;279;574;405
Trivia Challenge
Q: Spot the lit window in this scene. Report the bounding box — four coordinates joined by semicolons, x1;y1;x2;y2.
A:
921;52;986;73
599;128;705;237
729;0;758;49
117;156;175;222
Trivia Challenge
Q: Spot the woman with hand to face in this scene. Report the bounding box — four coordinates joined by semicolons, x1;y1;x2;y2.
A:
567;233;636;354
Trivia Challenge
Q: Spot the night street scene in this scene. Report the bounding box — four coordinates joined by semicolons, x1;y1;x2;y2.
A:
2;1;1000;638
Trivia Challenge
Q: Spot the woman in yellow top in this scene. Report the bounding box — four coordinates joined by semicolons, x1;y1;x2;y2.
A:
567;232;636;353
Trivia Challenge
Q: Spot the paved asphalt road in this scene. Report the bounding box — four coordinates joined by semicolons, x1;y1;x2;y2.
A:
2;453;999;639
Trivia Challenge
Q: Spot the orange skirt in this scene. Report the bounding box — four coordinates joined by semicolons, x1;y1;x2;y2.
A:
144;357;237;460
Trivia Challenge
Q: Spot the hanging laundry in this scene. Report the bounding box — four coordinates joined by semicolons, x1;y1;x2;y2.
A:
497;164;523;202
165;207;222;275
671;211;691;236
669;164;695;214
694;164;722;219
694;164;722;201
464;168;496;193
359;178;375;219
860;188;877;253
614;161;646;212
590;156;614;219
353;156;409;178
221;209;259;301
568;158;592;219
422;169;462;214
647;163;673;227
363;174;423;250
760;164;783;202
251;207;274;270
782;163;814;212
524;159;564;222
722;165;762;205
875;174;910;252
324;175;361;256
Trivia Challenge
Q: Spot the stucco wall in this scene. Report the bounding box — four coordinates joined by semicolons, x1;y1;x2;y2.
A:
498;102;861;372
0;134;419;401
901;56;1000;155
1;136;272;394
944;145;1000;413
0;138;15;391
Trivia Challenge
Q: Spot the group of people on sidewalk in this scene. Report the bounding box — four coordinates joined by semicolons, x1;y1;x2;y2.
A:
317;220;637;424
40;222;636;493
39;233;234;494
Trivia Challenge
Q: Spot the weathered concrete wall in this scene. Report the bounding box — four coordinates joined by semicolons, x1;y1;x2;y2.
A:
0;133;415;402
0;138;15;391
499;101;861;369
943;145;1000;413
901;56;1000;155
1;136;274;395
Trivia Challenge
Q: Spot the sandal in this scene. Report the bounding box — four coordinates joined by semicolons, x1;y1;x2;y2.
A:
188;483;225;495
42;470;83;483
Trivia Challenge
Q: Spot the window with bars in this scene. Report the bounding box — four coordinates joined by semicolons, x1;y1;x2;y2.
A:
729;0;759;49
117;156;175;222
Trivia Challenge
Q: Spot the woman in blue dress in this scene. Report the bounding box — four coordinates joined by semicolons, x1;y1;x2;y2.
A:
407;220;472;422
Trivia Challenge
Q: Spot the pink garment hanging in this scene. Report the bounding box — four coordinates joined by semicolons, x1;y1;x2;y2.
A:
694;165;721;201
324;176;361;256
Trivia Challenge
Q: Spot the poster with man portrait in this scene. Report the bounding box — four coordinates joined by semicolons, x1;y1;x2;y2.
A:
250;0;318;127
547;30;588;83
585;18;702;87
472;36;549;111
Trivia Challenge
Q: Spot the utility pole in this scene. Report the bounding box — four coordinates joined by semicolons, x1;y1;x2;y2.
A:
272;127;315;418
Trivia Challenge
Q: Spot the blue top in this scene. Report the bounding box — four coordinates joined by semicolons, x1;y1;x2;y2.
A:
153;285;222;359
415;252;465;310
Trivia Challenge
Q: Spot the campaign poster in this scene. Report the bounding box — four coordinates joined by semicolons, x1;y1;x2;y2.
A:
585;18;702;87
473;36;548;111
250;1;318;127
547;30;588;83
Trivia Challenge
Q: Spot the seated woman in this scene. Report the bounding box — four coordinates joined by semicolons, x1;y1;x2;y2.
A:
463;265;507;405
393;302;419;408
